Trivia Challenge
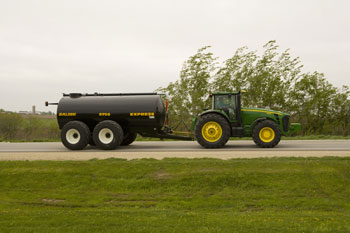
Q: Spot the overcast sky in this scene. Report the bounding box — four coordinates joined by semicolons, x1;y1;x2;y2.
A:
0;0;349;112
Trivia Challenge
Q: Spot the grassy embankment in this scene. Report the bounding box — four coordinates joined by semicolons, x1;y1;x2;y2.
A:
0;157;349;232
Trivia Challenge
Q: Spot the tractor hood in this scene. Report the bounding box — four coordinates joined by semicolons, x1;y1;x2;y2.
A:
241;107;288;116
240;107;301;135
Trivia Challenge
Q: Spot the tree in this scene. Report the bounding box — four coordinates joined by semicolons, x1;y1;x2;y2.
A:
0;113;23;140
213;46;257;96
23;116;42;140
158;46;217;131
289;73;350;135
332;86;350;135
213;41;303;110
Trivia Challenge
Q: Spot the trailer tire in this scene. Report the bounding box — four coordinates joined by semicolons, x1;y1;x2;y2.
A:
93;120;124;150
252;120;281;148
61;121;90;150
89;136;95;146
121;132;137;146
195;113;231;148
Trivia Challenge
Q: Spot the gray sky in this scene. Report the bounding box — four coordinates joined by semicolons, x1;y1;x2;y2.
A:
1;0;349;113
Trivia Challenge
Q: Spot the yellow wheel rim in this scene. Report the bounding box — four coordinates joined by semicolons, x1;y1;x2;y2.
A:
259;127;275;143
201;121;222;142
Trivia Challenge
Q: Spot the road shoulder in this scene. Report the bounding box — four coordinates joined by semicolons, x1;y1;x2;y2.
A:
1;151;350;161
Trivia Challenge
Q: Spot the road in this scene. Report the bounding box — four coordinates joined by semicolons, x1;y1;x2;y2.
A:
1;140;350;152
0;140;349;160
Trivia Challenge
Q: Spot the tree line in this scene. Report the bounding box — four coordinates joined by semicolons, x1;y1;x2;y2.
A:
0;112;59;141
159;41;350;135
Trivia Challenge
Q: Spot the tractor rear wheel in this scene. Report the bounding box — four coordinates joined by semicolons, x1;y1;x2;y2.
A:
252;120;281;148
93;120;124;150
195;113;231;148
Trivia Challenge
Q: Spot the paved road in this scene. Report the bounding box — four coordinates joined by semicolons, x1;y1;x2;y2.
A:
1;140;349;161
0;140;350;152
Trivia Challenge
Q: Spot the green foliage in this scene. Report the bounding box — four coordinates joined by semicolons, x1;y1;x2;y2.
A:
0;112;23;139
23;115;42;140
215;41;303;110
158;46;218;131
160;41;350;135
0;157;350;232
0;113;59;141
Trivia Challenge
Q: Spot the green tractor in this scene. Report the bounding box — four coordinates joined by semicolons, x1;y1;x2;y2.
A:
191;91;301;148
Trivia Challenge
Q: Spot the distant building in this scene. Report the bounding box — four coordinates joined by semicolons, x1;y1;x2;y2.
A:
19;111;31;115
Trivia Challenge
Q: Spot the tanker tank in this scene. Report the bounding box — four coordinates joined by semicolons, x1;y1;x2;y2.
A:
46;92;191;150
57;93;166;132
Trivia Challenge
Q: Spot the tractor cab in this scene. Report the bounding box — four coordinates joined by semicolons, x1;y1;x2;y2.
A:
212;92;242;126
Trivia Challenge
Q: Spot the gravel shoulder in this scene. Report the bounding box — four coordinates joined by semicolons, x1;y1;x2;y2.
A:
1;150;350;161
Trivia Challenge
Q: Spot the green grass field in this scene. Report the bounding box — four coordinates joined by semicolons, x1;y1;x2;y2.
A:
0;157;350;232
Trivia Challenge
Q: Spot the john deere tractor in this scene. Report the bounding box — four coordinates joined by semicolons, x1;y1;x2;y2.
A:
191;91;301;148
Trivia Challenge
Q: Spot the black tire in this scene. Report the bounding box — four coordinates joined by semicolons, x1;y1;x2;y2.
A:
252;120;281;148
121;132;137;146
93;120;124;150
195;113;231;148
88;136;96;146
61;121;90;150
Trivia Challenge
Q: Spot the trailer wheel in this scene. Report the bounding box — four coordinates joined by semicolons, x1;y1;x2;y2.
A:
252;120;281;148
61;121;90;150
121;132;137;146
195;113;231;148
93;120;124;150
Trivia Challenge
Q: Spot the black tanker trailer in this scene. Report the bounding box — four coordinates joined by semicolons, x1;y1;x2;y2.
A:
46;93;191;150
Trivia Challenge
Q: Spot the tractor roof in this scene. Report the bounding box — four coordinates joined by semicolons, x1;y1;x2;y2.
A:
212;91;241;95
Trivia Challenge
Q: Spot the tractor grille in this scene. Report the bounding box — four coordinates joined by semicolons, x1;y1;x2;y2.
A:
282;115;290;132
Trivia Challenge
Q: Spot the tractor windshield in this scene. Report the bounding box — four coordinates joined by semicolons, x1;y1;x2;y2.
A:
214;95;236;119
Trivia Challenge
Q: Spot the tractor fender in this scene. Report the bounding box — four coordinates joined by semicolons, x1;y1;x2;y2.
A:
250;117;277;132
198;110;231;133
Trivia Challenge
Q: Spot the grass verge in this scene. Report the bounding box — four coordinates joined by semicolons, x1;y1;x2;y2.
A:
0;157;350;232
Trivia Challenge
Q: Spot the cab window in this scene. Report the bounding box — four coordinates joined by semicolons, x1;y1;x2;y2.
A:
214;95;236;119
214;95;235;109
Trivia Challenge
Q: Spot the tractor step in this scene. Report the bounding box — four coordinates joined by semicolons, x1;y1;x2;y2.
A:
231;127;244;137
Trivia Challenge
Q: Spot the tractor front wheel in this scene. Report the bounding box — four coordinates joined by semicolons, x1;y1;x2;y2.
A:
252;120;281;148
195;113;231;148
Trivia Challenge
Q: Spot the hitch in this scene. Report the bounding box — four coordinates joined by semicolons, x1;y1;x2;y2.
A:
45;101;58;106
